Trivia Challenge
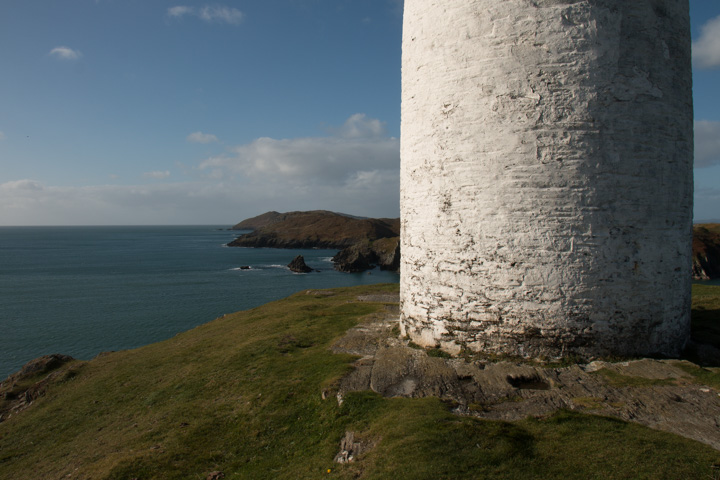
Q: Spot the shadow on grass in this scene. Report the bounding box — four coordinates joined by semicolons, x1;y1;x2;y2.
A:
691;308;720;347
684;307;720;367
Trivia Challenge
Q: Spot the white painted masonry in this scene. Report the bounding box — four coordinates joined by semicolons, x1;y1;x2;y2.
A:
400;0;694;358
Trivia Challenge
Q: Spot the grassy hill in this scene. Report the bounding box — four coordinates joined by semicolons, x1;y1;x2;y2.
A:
1;284;720;479
227;211;399;249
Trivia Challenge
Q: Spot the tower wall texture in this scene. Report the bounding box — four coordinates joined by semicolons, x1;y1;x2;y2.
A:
400;0;694;358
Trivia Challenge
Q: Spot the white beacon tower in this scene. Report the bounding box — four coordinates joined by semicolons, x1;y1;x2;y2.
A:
400;0;694;358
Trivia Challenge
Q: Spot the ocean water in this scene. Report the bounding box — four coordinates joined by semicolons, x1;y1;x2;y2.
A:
0;226;399;378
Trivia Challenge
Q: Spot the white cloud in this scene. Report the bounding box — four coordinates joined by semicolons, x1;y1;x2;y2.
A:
49;46;83;61
0;175;399;226
199;5;244;24
199;114;399;187
143;170;171;179
0;180;224;225
187;131;219;144
167;6;193;18
0;115;400;226
693;15;720;69
167;5;244;25
188;114;400;220
1;179;43;191
333;113;386;139
695;120;720;168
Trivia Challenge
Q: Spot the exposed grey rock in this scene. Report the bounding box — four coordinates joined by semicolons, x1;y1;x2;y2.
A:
334;431;365;464
4;354;74;381
0;354;76;423
331;300;720;451
332;243;375;272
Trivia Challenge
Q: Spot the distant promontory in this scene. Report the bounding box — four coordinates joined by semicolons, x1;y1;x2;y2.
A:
229;210;399;250
228;210;400;272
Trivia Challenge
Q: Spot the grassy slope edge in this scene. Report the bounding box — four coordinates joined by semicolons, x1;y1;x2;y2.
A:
0;283;719;480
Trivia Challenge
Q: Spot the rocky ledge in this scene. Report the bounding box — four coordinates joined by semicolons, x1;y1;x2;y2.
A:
328;294;720;451
1;354;75;423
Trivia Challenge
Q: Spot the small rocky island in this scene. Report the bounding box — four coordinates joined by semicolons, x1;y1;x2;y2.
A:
228;210;400;273
287;255;313;273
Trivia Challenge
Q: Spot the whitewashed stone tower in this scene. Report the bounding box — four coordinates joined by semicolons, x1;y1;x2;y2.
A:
400;0;694;358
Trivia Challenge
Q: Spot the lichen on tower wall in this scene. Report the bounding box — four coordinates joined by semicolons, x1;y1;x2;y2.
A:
400;0;693;358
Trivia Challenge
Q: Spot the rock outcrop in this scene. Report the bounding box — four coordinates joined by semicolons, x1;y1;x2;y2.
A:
1;354;75;422
693;224;720;280
334;431;366;464
332;295;720;451
332;237;400;273
227;211;399;249
287;255;313;273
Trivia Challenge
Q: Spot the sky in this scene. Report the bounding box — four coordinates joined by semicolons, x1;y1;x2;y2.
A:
0;0;719;226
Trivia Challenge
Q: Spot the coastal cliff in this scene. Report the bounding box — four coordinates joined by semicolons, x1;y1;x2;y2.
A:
332;237;400;272
693;224;720;280
228;211;400;271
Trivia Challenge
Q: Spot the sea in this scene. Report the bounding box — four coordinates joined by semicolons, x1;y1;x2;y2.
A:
0;225;399;379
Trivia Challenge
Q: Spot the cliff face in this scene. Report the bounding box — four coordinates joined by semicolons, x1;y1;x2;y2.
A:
693;224;720;280
331;237;400;273
228;211;400;250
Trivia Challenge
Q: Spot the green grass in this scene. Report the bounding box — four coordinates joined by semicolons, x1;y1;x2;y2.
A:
593;369;678;388
571;396;605;410
1;283;719;479
426;348;453;359
675;362;720;390
336;397;718;480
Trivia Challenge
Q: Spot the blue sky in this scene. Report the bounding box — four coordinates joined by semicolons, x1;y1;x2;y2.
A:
0;0;718;225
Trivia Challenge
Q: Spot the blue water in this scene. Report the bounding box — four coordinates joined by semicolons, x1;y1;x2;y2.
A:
0;226;399;378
